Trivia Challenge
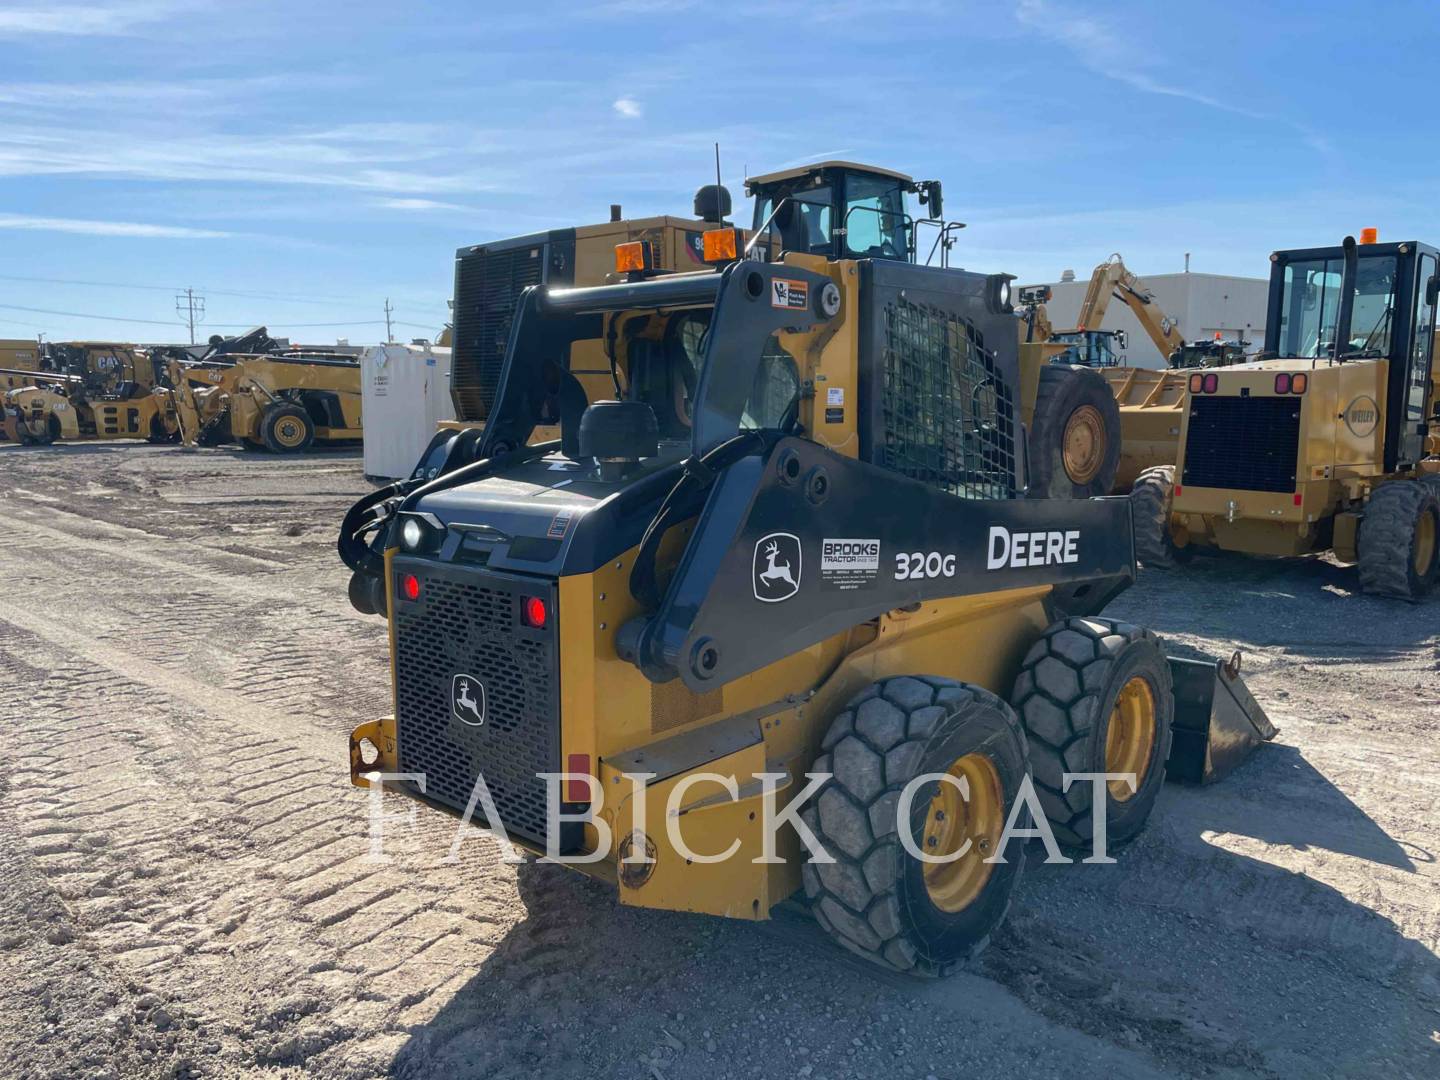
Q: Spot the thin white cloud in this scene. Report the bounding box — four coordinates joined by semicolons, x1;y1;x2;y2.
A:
1014;0;1266;120
375;197;468;212
0;2;183;36
612;97;643;120
0;213;233;238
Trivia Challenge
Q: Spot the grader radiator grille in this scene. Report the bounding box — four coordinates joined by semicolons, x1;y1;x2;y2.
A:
879;298;1016;499
391;560;571;850
451;243;547;421
1182;395;1302;493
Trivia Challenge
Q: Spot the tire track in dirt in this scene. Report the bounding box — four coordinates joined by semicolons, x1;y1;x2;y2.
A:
0;610;531;1078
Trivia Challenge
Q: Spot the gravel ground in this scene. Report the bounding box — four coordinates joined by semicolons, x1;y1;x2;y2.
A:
1;440;1437;1080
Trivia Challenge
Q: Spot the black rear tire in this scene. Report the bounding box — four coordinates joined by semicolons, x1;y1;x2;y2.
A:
1011;617;1173;851
1130;465;1191;568
1026;365;1121;499
1357;481;1440;600
260;403;315;453
801;677;1030;976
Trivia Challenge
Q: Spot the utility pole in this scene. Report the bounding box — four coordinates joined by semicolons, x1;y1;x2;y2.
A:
384;298;395;343
175;288;205;345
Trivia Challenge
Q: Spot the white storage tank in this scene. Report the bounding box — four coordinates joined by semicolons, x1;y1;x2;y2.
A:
361;343;455;481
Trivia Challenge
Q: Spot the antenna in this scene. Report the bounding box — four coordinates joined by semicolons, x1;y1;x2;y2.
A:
714;143;724;224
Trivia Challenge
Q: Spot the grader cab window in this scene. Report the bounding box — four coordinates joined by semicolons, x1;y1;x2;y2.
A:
1347;256;1399;357
1279;258;1343;357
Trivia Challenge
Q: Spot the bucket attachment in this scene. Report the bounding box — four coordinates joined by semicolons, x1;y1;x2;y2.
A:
1165;651;1277;784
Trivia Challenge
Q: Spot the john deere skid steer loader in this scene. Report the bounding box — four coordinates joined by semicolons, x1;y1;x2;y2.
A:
338;163;1273;975
1132;234;1440;598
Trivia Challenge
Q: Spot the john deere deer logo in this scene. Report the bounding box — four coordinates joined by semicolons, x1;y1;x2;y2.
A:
753;532;802;602
451;674;486;726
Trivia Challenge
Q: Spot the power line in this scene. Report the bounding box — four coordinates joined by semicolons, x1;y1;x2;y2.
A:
0;272;370;307
0;302;440;333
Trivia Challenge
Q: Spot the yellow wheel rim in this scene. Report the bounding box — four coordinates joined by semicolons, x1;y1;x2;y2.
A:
1415;507;1437;577
921;752;1004;913
273;416;306;448
1105;676;1156;802
1062;404;1106;485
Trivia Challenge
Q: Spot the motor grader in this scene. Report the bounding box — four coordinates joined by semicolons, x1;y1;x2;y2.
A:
1132;234;1440;599
337;161;1274;975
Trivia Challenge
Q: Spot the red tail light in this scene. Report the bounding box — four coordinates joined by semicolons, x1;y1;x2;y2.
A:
1274;373;1292;394
401;573;420;601
1202;373;1219;393
522;595;548;628
566;753;591;802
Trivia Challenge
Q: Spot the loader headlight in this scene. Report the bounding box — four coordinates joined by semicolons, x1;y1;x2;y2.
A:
396;512;445;553
986;273;1015;314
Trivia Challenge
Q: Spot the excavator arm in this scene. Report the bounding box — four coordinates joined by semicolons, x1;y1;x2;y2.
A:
1075;253;1184;360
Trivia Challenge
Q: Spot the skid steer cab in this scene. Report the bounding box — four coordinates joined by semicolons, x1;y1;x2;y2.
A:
338;180;1274;975
1133;234;1440;598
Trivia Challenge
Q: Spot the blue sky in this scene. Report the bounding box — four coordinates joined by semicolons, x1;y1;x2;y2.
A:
2;0;1437;344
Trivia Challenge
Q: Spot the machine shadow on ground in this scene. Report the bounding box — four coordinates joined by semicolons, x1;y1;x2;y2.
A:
386;739;1440;1079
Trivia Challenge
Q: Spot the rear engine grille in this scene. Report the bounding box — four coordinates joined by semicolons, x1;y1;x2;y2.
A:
1182;395;1302;493
451;244;547;421
392;559;571;850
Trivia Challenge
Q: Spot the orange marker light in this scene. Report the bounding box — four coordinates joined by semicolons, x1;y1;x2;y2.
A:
615;240;653;273
1359;227;1379;245
702;227;741;263
1290;372;1308;394
1188;373;1204;393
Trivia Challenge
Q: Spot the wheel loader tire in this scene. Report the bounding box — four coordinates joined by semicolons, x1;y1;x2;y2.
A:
259;404;314;453
800;677;1030;977
1012;617;1173;851
147;414;178;444
25;415;57;446
1026;365;1121;500
1357;481;1440;600
1130;465;1191;568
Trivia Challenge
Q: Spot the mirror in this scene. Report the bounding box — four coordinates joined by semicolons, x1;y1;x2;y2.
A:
919;180;943;221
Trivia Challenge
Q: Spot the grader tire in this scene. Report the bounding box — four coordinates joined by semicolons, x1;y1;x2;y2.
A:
1026;365;1121;500
259;404;315;454
801;677;1030;976
1130;465;1190;569
1357;481;1440;600
1012;618;1173;851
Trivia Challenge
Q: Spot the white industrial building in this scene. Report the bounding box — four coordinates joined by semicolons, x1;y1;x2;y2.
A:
1023;268;1270;368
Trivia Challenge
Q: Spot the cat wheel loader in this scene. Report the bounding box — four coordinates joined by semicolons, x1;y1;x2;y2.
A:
336;162;1274;975
1133;234;1440;598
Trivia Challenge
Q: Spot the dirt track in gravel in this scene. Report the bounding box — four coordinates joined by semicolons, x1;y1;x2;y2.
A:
1;440;1437;1080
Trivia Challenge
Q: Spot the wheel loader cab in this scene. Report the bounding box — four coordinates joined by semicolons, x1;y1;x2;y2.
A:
747;161;943;264
340;186;1276;976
